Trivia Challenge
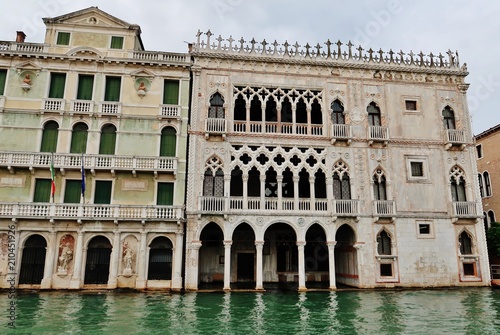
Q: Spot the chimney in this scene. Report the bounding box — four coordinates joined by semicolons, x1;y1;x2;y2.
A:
16;31;26;43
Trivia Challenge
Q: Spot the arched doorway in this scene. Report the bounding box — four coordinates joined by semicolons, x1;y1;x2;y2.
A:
84;236;112;285
199;222;224;289
148;236;173;280
263;222;297;290
19;235;46;284
232;223;256;289
305;224;329;288
334;224;358;287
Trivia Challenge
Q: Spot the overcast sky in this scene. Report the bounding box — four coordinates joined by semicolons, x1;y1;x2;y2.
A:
1;0;498;135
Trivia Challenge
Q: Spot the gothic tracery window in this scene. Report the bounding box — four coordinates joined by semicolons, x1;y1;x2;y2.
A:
450;166;467;202
332;161;351;200
373;169;387;201
331;99;345;124
367;102;381;127
209;92;224;118
203;156;224;197
442;106;456;130
377;230;392;255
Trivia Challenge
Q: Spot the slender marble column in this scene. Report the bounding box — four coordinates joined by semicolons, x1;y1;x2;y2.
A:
108;230;121;288
172;229;184;290
328;241;337;290
223;240;232;290
185;241;202;290
255;241;264;290
136;231;148;289
41;231;56;289
297;241;306;291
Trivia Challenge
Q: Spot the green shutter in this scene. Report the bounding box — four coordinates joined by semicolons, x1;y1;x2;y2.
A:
105;77;121;102
157;183;173;205
95;181;112;204
99;125;116;154
110;36;124;49
56;32;70;45
70;123;88;154
34;179;51;202
49;73;66;99
0;69;6;95
163;80;179;105
77;75;94;100
160;127;176;156
40;121;59;152
64;180;81;203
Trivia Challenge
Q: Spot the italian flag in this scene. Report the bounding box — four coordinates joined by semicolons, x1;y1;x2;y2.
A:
50;155;56;197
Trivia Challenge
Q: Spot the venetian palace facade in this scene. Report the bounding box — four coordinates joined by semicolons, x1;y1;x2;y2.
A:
0;7;190;290
0;7;490;291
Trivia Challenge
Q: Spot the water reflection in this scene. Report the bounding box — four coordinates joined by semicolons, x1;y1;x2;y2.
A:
3;288;500;334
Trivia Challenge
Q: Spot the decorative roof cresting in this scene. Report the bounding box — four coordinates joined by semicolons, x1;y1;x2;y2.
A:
193;30;465;72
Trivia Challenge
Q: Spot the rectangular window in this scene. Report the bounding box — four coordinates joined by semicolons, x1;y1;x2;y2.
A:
380;263;393;277
463;263;475;276
77;74;94;100
110;36;124;49
49;73;66;99
405;100;417;111
0;69;7;95
104;76;121;102
94;180;112;204
157;182;174;206
56;32;70;45
416;220;434;238
64;180;81;203
410;162;424;177
163;80;179;105
34;179;51;202
476;144;483;159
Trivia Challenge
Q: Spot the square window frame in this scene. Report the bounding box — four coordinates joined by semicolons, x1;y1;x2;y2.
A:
416;220;435;239
402;96;421;114
56;31;71;46
405;155;430;183
110;36;124;49
476;144;483;159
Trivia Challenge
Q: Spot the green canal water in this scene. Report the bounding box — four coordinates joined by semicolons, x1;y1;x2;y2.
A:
2;288;500;335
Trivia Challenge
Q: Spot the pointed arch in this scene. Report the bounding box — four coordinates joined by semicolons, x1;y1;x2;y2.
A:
203;156;224;197
458;230;473;255
367;101;381;126
450;165;466;201
209;92;225;118
373;167;387;200
442;105;456;130
332;160;351;200
331;99;345;124
376;229;392;255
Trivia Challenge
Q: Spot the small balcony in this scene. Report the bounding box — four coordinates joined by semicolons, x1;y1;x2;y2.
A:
331;124;352;144
373;200;396;221
445;129;466;150
205;118;227;138
0;152;177;176
159;105;181;119
98;102;122;116
452;201;478;221
333;199;360;218
70;100;94;114
41;98;65;113
0;202;184;222
368;126;389;145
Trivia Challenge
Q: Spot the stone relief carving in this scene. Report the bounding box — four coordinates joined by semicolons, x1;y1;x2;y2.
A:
57;235;75;276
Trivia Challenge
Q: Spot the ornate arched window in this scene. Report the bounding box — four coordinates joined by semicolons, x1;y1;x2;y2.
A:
488;210;496;224
377;230;392;255
450;166;466;202
203;156;224;197
367;102;381;126
331;99;345;124
442;106;456;130
373;168;387;201
332;161;351;200
209;92;224;118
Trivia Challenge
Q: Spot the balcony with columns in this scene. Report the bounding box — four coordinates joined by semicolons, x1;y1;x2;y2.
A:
331;124;352;144
205;118;227;139
373;200;396;222
368;126;389;146
0;202;184;223
41;98;66;113
452;201;479;222
0;152;177;177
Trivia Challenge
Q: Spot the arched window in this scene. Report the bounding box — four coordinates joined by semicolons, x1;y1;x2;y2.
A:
19;235;47;284
40;121;59;152
296;97;307;124
99;124;117;155
459;231;473;255
160;127;176;157
331;99;345;124
203;156;224;197
70;122;88;154
310;98;322;125
488;210;496;224
373;169;387;200
367;102;381;127
377;230;392;255
478;174;484;197
230;167;243;197
265;96;277;122
450;166;466;202
442;106;456;130
234;94;246;121
209;92;224;118
484;171;492;197
332;161;351;200
249;95;262;121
